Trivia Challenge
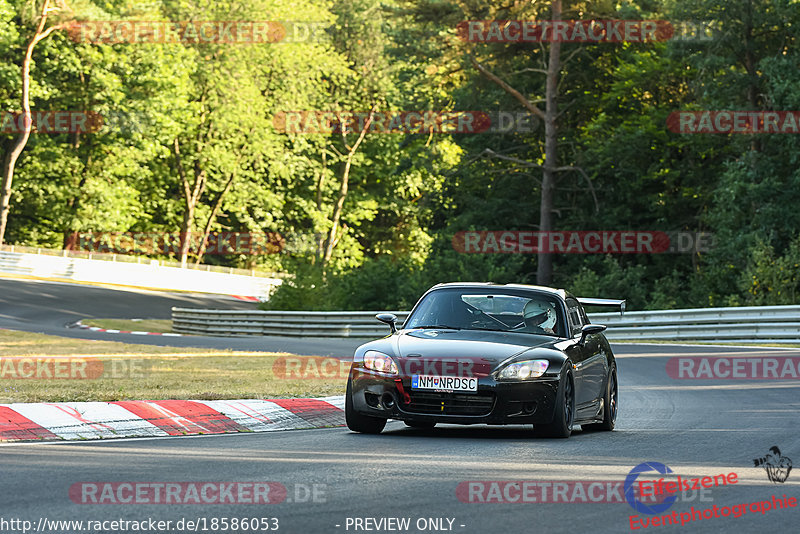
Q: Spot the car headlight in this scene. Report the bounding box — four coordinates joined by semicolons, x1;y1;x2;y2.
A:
498;359;549;380
363;350;399;375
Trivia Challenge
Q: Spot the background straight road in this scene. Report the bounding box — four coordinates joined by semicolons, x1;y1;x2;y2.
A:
0;277;363;356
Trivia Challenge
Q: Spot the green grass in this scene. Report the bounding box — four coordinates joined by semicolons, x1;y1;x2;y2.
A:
0;329;347;403
82;318;174;333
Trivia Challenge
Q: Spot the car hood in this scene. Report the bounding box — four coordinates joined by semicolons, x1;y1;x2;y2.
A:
388;329;560;377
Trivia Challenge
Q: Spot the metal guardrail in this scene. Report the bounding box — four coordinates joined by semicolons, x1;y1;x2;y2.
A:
588;306;800;343
171;305;800;343
172;309;410;337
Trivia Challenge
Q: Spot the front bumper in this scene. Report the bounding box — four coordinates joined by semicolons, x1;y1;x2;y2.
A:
349;368;560;425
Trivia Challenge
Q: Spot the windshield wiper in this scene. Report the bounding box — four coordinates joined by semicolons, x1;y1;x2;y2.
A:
409;325;462;330
465;326;509;332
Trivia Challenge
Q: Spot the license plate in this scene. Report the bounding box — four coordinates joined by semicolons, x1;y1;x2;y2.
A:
411;375;478;392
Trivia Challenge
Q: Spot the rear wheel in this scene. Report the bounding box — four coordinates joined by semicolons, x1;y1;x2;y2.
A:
533;373;574;438
404;420;436;429
582;364;617;432
345;377;387;434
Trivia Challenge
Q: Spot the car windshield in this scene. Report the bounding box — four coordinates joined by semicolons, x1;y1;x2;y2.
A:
404;288;566;337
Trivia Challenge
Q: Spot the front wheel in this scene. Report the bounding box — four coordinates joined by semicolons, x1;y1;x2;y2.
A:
345;377;387;434
533;372;574;438
583;364;617;432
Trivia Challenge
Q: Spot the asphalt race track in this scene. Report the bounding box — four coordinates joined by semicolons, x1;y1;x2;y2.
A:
3;344;799;534
1;277;799;533
0;277;363;356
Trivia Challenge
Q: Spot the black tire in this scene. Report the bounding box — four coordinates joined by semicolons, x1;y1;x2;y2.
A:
345;377;387;434
582;364;617;432
404;420;436;429
533;372;574;439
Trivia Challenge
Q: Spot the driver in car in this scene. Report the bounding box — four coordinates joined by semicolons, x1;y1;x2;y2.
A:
515;300;556;334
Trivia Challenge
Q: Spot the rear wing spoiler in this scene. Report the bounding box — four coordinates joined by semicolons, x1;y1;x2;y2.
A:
577;298;626;316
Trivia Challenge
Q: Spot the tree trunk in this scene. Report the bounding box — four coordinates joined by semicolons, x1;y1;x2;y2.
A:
536;0;562;286
194;170;236;265
315;148;327;263
322;111;374;265
173;138;206;267
322;151;355;264
470;2;563;286
741;0;760;152
179;202;195;266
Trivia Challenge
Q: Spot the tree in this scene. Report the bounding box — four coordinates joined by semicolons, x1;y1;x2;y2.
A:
469;0;563;285
153;0;344;268
401;0;605;285
315;0;396;268
0;0;70;246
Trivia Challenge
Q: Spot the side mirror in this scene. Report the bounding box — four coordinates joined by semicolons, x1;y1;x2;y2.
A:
375;313;398;334
579;324;607;346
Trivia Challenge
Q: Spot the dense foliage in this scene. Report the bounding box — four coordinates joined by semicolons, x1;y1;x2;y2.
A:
1;0;799;310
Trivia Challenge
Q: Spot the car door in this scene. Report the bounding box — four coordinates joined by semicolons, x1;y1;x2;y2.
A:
564;298;590;407
574;300;608;417
565;298;606;417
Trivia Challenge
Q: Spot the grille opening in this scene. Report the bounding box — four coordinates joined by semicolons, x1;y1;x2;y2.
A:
402;391;495;416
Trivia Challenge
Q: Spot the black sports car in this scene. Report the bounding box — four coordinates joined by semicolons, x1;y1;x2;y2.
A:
345;282;623;438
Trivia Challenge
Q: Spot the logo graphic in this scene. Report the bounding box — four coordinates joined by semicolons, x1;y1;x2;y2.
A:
625;462;677;514
753;446;793;483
